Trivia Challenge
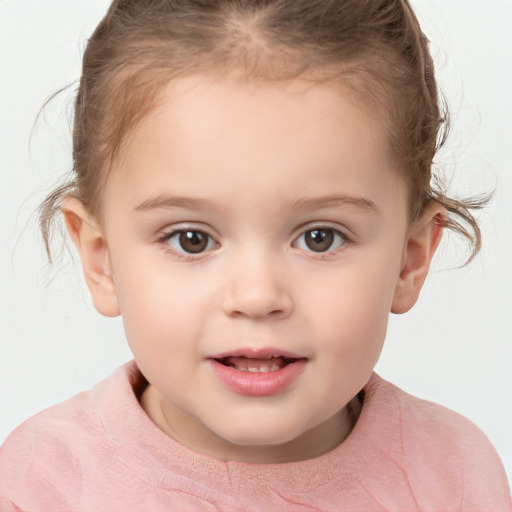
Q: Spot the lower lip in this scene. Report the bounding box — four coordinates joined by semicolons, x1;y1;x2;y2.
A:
207;359;307;397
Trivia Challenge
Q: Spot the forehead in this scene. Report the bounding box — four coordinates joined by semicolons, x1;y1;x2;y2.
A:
107;75;407;219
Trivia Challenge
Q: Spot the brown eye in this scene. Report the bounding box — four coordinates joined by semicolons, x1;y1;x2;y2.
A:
179;231;208;253
167;230;215;254
305;229;334;252
295;228;346;253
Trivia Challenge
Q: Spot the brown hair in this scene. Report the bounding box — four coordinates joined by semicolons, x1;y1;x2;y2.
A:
40;0;486;262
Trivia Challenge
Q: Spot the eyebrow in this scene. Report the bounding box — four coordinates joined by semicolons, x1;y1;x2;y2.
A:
288;195;378;214
134;193;378;214
134;194;214;212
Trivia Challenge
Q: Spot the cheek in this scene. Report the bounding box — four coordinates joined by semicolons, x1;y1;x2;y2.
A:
312;288;389;358
111;255;211;355
305;249;403;352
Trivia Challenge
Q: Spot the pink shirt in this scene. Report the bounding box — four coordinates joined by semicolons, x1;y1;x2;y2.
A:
1;362;510;511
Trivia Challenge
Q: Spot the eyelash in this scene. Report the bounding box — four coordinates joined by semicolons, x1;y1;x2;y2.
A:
156;227;218;261
293;225;350;257
156;224;351;260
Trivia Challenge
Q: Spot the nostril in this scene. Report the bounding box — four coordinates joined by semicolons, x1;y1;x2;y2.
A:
221;276;294;320
228;306;291;320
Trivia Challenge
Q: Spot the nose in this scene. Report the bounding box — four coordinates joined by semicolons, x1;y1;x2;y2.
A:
221;251;293;320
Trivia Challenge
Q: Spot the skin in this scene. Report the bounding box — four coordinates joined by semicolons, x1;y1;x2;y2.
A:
63;76;444;464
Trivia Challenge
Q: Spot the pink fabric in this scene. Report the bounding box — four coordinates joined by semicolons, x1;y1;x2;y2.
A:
1;362;510;511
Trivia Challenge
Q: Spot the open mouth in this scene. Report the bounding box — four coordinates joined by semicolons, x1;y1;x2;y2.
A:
209;352;307;396
216;356;297;373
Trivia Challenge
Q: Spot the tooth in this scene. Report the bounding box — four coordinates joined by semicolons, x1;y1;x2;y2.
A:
224;359;290;372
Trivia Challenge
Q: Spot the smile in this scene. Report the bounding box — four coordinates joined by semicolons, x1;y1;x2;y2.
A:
208;350;307;397
217;356;296;373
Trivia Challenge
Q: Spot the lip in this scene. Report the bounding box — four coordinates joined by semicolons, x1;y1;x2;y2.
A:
209;347;304;360
207;348;307;397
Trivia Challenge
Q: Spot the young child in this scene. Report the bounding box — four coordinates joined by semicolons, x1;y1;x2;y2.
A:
1;0;510;510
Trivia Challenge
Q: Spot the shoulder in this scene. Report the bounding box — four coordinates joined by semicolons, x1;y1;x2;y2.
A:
377;376;501;462
1;385;103;456
366;374;511;510
0;385;103;507
0;363;139;510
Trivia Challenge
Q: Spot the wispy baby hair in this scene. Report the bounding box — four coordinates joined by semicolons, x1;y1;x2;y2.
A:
40;0;485;261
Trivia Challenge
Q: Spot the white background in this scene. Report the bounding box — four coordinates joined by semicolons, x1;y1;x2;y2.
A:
1;0;511;486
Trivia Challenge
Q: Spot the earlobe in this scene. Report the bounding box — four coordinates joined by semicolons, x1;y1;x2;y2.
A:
391;202;445;314
61;197;121;318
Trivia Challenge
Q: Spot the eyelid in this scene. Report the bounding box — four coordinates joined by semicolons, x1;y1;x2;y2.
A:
292;222;352;254
294;221;351;240
156;222;218;239
156;223;220;259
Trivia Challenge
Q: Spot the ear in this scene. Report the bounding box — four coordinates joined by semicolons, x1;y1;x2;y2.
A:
391;202;445;314
61;197;121;317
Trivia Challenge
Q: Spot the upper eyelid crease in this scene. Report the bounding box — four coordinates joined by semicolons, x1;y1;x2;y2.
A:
157;229;219;258
159;227;216;242
158;225;350;243
297;222;354;241
164;225;218;241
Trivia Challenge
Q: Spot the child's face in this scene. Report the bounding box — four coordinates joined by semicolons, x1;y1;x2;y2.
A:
74;76;440;463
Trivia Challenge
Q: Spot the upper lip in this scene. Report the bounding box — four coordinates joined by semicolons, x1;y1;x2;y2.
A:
208;347;306;360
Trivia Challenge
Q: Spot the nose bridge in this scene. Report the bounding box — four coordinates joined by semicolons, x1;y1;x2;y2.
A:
221;242;293;320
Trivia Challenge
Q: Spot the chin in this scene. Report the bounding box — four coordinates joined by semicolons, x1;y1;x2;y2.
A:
216;422;304;448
